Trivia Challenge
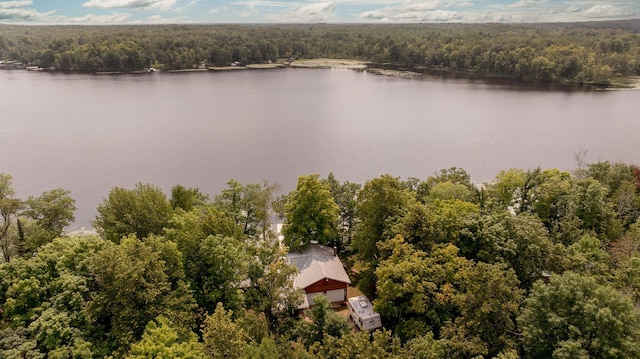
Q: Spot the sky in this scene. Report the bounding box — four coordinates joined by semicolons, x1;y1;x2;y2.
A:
0;0;638;24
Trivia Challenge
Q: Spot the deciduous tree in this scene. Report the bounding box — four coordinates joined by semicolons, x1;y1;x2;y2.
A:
519;272;640;359
0;174;23;263
202;303;247;359
323;173;361;252
442;262;523;358
127;316;206;359
374;236;471;341
93;183;172;243
352;174;413;262
283;174;339;251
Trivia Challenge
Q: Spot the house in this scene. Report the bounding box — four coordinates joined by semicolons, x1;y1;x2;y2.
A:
287;243;351;309
348;295;382;331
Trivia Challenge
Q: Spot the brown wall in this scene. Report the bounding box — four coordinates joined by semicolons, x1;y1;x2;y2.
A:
305;278;348;294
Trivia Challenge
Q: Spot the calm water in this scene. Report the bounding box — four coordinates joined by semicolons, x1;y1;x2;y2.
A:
1;68;638;228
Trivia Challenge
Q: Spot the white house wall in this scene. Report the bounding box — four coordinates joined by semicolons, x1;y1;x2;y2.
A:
306;289;346;306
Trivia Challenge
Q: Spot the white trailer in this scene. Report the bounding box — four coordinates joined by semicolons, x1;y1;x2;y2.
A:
348;295;382;331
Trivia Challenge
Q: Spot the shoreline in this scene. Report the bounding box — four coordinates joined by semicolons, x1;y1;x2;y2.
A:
5;59;635;90
609;77;640;90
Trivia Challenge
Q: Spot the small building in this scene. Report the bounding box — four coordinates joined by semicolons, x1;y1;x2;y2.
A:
287;243;351;309
348;295;382;331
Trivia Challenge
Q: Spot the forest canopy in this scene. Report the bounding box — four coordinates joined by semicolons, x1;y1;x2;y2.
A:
0;20;639;84
3;161;640;358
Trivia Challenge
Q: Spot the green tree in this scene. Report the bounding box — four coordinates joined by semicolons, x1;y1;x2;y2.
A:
614;256;640;306
170;185;207;212
164;207;243;313
86;235;196;354
94;182;172;243
194;234;250;314
0;235;109;357
484;213;560;290
485;168;526;212
319;329;406;359
21;188;76;253
294;295;351;348
24;188;76;236
405;332;445;359
519;272;640;359
244;242;303;330
400;199;480;258
215;180;280;239
323;173;361;252
0;327;45;359
283;174;339;251
572;177;621;239
442;263;523;358
127;316;206;359
565;234;611;278
165;205;241;266
352;174;413;262
0;173;23;263
202;303;247;359
374;236;471;341
241;336;279;359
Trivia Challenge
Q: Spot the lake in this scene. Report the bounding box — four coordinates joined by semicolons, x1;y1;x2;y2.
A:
1;68;638;229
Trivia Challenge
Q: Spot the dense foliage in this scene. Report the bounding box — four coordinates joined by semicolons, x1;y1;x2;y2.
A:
1;21;639;84
3;161;640;358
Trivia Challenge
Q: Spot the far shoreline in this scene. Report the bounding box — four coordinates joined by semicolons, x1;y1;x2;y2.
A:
6;58;632;90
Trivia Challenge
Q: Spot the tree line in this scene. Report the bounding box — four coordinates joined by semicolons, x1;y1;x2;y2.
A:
2;160;640;357
0;21;639;85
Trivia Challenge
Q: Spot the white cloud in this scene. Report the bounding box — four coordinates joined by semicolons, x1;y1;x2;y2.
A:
143;14;189;22
64;12;132;23
209;6;228;14
359;2;462;22
0;7;134;23
290;2;335;21
82;0;177;11
238;8;259;17
261;1;335;21
581;4;634;18
0;8;51;21
232;0;291;9
0;1;32;9
507;0;548;9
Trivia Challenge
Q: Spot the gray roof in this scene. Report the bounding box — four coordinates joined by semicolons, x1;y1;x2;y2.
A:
287;244;351;289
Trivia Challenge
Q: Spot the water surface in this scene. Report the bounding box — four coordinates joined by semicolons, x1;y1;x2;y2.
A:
1;68;638;228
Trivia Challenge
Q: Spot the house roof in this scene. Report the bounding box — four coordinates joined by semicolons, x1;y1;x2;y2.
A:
287;243;351;289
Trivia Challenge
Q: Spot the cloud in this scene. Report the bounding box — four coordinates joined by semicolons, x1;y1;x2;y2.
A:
581;4;634;18
64;12;132;23
259;1;335;22
507;0;548;9
209;6;228;14
0;7;133;23
289;2;335;21
143;14;189;22
233;0;291;9
0;0;137;23
359;2;462;22
0;8;51;21
82;0;177;11
0;1;32;9
0;1;56;22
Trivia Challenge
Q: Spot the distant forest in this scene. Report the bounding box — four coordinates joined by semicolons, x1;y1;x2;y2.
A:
1;20;639;85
